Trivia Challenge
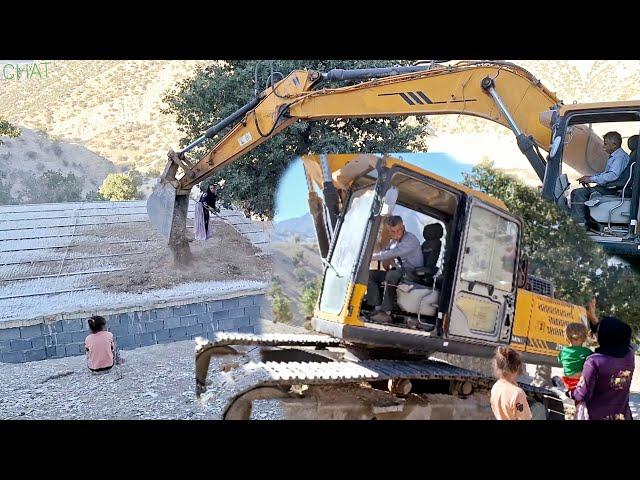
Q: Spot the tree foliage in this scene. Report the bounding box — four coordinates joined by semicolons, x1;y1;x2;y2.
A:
464;160;640;334
26;170;83;203
0;119;19;145
301;277;322;318
271;293;293;324
99;171;143;201
85;190;106;201
292;250;304;267
293;267;308;283
163;60;430;219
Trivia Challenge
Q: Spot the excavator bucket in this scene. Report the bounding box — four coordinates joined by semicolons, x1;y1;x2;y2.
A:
147;180;192;264
147;181;180;239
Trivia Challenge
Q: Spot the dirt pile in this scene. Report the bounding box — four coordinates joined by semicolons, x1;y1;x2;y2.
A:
87;215;271;293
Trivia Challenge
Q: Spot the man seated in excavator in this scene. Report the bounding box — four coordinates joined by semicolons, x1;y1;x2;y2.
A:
366;215;444;326
367;216;423;323
570;131;631;230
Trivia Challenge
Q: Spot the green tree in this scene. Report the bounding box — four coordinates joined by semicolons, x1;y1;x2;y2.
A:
99;172;142;201
126;169;144;188
271;292;293;323
0;119;19;145
163;60;430;219
595;265;640;336
301;277;322;317
463;160;640;334
27;170;83;203
85;190;106;201
293;267;308;283
292;250;304;267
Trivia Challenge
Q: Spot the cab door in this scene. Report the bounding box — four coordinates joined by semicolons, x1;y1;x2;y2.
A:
447;199;520;344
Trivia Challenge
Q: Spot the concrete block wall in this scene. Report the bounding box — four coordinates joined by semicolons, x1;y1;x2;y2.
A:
0;293;264;364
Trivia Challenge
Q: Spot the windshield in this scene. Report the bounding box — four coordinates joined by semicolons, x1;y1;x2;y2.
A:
319;186;375;314
461;206;519;293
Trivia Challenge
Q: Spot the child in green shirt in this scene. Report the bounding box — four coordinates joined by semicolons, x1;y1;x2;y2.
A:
558;322;592;391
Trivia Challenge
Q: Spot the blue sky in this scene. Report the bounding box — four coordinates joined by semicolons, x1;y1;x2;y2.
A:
274;152;472;221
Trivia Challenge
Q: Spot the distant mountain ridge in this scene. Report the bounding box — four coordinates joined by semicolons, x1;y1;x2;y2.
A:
273;213;316;241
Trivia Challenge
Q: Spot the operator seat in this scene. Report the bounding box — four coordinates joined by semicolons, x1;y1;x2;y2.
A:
586;135;638;226
395;223;444;318
599;134;637;196
411;223;443;287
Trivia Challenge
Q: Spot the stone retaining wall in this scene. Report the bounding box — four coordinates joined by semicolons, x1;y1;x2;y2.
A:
0;293;264;364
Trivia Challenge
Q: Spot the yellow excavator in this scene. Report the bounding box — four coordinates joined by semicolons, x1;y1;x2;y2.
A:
146;60;631;419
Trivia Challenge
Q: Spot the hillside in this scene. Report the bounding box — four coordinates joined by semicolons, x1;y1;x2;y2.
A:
0;60;210;175
265;241;323;326
0;127;116;201
272;213;316;241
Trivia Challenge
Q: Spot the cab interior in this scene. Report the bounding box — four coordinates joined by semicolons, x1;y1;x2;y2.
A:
359;170;460;332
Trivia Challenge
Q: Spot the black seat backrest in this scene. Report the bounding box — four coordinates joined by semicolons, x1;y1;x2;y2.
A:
628;134;638;166
605;135;638;190
422;223;443;272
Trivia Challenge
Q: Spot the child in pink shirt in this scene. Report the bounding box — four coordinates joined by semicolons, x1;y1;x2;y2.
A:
490;346;533;420
85;315;115;372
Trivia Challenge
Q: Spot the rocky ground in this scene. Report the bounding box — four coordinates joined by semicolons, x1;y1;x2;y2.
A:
1;319;638;420
0;319;301;420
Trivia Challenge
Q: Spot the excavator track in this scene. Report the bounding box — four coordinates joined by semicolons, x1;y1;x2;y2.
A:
202;332;342;348
195;334;564;420
195;333;342;396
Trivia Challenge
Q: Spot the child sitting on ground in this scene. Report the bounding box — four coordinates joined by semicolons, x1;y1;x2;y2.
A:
84;315;116;372
490;346;532;420
558;322;592;392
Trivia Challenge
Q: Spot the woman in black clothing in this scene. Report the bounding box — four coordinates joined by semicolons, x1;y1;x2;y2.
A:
199;184;219;233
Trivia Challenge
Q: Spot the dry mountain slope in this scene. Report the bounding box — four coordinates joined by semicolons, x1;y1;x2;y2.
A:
0;60;210;174
0;127;116;201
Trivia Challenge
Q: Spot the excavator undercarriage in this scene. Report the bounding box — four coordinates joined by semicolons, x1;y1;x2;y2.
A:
196;333;565;420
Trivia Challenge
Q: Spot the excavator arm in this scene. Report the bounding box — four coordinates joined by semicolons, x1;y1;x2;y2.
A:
172;61;562;189
147;60;599;258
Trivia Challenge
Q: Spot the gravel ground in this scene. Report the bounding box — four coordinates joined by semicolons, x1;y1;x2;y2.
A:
0;319;302;420
1;319;638;420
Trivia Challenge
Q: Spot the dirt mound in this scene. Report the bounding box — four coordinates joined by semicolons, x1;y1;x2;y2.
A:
87;215;271;293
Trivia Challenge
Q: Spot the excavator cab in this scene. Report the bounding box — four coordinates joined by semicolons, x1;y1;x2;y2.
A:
306;155;522;357
542;102;640;258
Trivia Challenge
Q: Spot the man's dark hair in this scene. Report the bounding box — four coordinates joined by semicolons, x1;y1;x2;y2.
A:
604;131;622;147
385;215;403;227
88;315;106;334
